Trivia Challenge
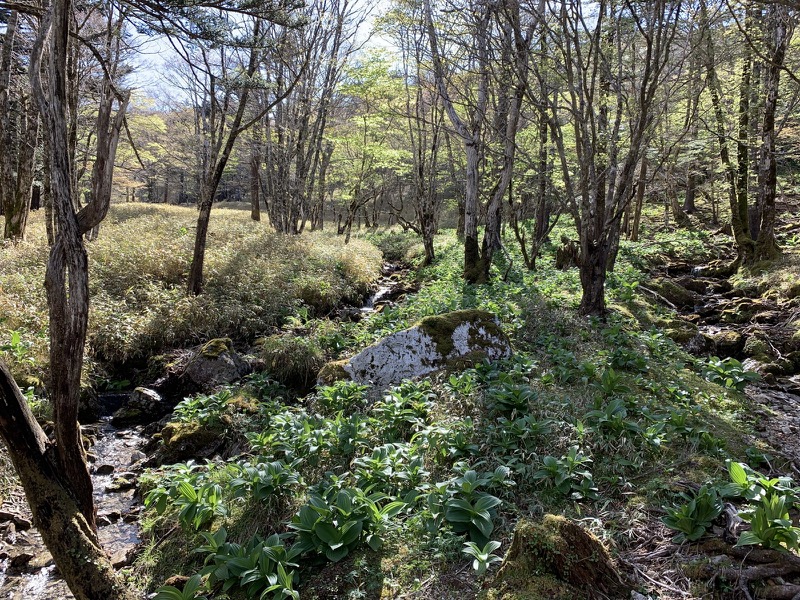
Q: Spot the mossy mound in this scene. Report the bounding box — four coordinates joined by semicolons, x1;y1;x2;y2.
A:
481;516;629;600
200;337;233;358
158;421;226;464
259;334;325;389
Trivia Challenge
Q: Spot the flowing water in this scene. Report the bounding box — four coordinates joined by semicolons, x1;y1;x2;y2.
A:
0;412;147;600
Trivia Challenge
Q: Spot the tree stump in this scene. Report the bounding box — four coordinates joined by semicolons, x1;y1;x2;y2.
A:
481;515;630;600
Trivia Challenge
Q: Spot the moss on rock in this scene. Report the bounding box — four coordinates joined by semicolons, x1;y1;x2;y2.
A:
200;338;233;358
709;329;745;356
159;421;225;464
649;278;696;308
743;336;772;362
317;359;351;386
480;516;629;600
419;309;506;359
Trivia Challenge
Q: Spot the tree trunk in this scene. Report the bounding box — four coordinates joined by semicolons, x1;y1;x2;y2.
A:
754;4;792;262
578;242;609;316
250;142;261;222
629;157;647;242
187;190;213;295
23;0;138;596
701;0;754;262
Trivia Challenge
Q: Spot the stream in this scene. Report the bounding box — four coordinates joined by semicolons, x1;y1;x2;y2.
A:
0;264;415;598
0;414;147;600
657;264;800;469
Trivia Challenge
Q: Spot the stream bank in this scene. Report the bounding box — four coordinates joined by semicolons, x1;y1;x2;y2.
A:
651;261;800;466
0;263;415;598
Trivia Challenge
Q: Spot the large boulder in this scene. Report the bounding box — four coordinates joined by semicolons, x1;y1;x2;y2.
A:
151;338;251;398
330;309;512;388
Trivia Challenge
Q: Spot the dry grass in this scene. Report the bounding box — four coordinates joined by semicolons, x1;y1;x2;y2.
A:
0;202;383;380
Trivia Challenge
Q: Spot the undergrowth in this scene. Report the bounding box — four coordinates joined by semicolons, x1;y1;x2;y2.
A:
134;225;782;600
0;203;382;386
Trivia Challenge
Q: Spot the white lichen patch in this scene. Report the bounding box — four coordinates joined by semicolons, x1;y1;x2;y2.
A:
342;310;512;387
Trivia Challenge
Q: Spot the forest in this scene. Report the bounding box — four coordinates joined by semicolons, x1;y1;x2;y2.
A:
1;0;800;599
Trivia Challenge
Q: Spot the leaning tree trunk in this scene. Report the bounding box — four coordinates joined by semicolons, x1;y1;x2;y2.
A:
0;362;138;600
18;1;137;597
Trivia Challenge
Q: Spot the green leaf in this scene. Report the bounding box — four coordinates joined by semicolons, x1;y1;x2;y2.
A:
729;462;748;486
736;531;763;547
177;481;198;502
474;495;502;513
314;522;342;546
325;545;350;562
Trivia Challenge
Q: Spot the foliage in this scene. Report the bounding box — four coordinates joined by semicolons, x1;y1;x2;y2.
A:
289;487;405;561
737;494;800;552
144;465;228;532
154;574;208;600
173;391;232;426
662;485;724;543
196;528;300;599
462;540;503;576
317;380;369;414
533;447;599;501
699;357;760;391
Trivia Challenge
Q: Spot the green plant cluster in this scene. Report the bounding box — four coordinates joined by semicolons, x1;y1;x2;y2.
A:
662;461;800;552
698;356;760;391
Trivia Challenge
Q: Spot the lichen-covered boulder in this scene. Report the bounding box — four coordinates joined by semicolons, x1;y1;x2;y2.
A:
480;515;629;600
184;338;251;388
339;309;512;388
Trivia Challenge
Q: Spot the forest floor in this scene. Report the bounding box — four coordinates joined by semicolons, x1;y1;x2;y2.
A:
0;203;799;600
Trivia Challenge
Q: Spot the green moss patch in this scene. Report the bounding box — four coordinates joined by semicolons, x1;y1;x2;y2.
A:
317;359;350;386
200;338;232;358
418;309;505;358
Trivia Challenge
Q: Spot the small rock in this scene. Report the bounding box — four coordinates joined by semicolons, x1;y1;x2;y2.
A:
0;511;32;531
105;473;136;493
122;509;140;523
94;464;115;476
163;575;190;590
112;387;169;427
129;450;146;464
9;552;34;569
111;550;132;569
96;515;113;527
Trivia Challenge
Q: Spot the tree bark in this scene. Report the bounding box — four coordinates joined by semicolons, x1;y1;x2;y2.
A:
701;0;754;261
19;0;138;596
754;4;793;262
